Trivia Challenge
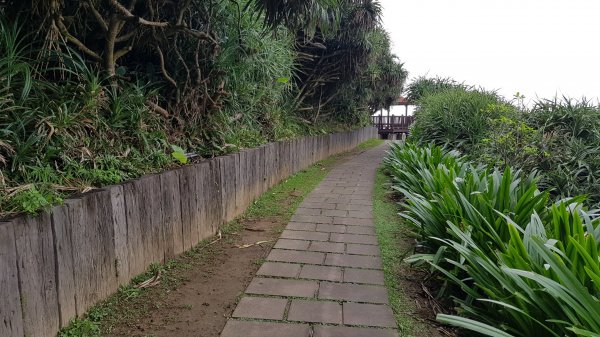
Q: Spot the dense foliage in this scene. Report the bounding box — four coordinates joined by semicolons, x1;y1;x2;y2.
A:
385;142;600;336
407;79;600;208
0;0;407;216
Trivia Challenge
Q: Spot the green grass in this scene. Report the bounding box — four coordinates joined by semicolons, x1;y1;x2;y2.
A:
59;139;382;337
357;138;384;151
373;167;428;336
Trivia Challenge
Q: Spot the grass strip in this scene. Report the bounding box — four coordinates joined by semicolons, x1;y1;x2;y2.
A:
374;167;428;337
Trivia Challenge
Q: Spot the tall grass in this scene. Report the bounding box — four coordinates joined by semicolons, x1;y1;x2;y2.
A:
385;142;600;336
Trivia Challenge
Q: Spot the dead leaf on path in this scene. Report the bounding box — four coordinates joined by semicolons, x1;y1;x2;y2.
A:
135;270;162;289
235;240;271;249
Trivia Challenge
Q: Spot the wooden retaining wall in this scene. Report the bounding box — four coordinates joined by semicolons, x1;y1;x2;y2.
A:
0;127;377;337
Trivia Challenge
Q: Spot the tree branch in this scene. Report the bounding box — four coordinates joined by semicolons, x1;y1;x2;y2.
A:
110;0;169;27
155;45;177;87
114;45;132;60
56;17;102;62
84;1;108;32
115;29;137;43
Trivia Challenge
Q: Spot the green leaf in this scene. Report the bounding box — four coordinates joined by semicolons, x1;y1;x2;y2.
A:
171;151;188;164
437;314;515;337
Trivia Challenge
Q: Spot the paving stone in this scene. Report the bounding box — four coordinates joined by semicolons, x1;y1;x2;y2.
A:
333;217;374;226
336;204;371;211
313;326;399;337
348;210;373;219
349;199;373;206
343;268;385;285
318;282;388;303
309;241;345;253
322;209;348;217
295;207;322;216
326;197;352;204
346;226;376;235
310;193;341;199
350;194;372;200
302;197;327;204
325;254;382;269
301;202;336;210
316;224;346;233
257;262;301;278
247;278;318;297
300;265;343;282
287;222;317;231
274;239;311;250
288;300;342;324
343;302;396;327
346;243;380;255
268;249;325;264
232;297;288;320
330;233;378;245
291;214;333;224
221;321;310;337
280;230;329;242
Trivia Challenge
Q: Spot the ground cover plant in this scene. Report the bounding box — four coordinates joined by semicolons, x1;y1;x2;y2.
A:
0;0;407;217
384;142;600;336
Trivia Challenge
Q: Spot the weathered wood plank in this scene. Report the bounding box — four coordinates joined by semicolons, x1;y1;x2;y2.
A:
14;214;60;337
50;204;77;327
70;191;117;314
207;159;224;236
160;170;183;258
123;181;145;277
219;154;238;222
194;161;210;241
0;221;24;337
108;185;129;286
178;165;198;250
139;175;165;265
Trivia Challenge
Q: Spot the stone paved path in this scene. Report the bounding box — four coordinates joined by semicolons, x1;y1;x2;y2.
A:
220;144;397;337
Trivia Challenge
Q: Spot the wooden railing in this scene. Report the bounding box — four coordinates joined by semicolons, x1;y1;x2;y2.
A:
371;115;415;134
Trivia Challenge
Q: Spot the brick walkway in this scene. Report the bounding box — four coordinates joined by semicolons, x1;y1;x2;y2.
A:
220;144;397;337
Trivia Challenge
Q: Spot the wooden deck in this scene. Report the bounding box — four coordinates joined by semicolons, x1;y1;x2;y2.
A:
371;115;415;135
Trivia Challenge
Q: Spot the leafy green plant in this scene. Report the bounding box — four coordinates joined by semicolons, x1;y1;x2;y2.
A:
385;143;600;336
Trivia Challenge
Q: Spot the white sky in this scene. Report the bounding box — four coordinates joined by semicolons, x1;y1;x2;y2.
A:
380;0;600;105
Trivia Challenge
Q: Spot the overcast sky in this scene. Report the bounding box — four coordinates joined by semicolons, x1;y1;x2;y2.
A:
379;0;600;105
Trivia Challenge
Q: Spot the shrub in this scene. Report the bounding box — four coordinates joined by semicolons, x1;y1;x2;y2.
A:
408;88;513;152
527;98;600;207
476;115;545;172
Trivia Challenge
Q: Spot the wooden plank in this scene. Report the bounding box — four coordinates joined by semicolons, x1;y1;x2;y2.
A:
219;154;238;222
235;150;249;217
138;175;164;266
123;181;145;277
70;191;117;314
14;214;60;337
0;221;24;337
194;161;211;241
207;159;224;236
50;204;77;327
264;143;277;189
108;185;130;286
178;165;198;250
160;170;184;258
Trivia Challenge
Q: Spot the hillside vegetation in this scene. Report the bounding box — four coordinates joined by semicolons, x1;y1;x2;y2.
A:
0;0;406;217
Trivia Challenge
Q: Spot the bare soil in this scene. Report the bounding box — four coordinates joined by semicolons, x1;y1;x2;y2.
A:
103;219;282;337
